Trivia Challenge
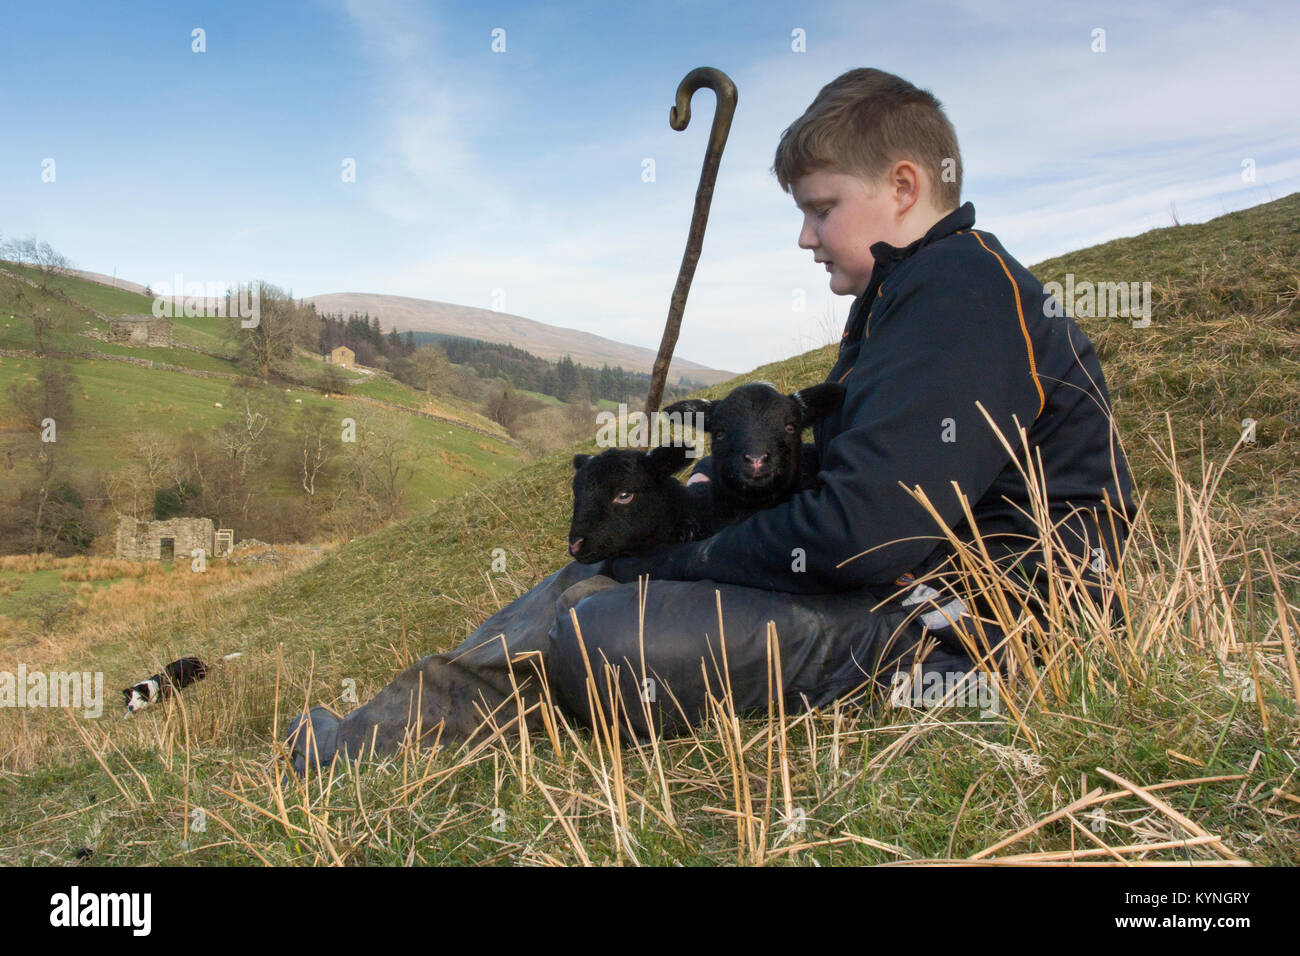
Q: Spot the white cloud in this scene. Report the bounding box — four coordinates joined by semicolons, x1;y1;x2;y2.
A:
342;0;507;226
330;0;1298;373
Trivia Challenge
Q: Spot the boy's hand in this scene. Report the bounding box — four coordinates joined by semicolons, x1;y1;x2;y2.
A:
604;547;679;583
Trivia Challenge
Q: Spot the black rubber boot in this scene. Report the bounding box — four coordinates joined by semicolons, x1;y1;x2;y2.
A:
280;561;612;774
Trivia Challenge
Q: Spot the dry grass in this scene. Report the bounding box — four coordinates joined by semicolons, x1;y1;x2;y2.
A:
1;416;1295;866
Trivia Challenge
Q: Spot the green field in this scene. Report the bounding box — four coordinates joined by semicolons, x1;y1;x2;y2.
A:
0;354;522;503
349;376;512;436
1;263;234;354
0;264;527;521
518;388;619;413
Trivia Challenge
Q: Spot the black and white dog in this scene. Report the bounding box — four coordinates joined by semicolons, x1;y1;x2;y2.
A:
122;653;242;716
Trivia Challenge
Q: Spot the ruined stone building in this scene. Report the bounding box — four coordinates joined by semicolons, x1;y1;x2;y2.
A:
109;314;173;347
115;516;217;561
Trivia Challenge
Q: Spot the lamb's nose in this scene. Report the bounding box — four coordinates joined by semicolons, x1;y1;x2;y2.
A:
744;453;768;472
569;537;584;555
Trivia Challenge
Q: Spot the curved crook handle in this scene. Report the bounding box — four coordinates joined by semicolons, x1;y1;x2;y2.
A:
669;66;739;140
644;67;738;421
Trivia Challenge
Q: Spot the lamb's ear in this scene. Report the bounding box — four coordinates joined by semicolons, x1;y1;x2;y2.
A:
663;398;712;432
573;454;594;471
645;443;689;480
792;383;846;426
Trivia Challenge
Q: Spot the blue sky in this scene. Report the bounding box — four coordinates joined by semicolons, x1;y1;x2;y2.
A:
2;0;1296;372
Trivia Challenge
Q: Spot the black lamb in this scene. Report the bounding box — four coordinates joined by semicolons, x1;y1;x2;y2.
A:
567;381;845;563
568;444;710;564
664;380;844;526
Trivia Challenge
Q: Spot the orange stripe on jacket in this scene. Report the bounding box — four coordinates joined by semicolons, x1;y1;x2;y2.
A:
970;230;1045;417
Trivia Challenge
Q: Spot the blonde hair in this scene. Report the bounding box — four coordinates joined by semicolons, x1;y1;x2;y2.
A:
772;68;962;211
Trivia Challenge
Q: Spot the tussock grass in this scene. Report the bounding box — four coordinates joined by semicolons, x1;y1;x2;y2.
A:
1033;193;1300;556
2;375;1294;866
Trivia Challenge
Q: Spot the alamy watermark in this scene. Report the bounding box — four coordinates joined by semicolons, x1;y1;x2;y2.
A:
889;668;1000;718
594;404;705;455
150;273;261;328
49;886;150;936
1043;274;1152;328
1;664;103;718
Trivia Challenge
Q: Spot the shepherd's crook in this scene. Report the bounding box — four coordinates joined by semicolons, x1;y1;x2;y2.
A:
643;67;737;420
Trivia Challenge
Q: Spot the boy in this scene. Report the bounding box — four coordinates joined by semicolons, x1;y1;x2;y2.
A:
607;68;1134;605
285;68;1134;773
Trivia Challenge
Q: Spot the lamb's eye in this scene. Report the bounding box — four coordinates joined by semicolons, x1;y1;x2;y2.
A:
785;423;797;434
713;430;726;441
614;491;634;504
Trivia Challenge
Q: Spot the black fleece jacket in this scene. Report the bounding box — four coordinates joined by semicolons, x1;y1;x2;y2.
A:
608;202;1136;600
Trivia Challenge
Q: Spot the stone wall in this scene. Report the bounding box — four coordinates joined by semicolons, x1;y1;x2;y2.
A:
0;348;238;380
108;316;173;348
115;516;215;561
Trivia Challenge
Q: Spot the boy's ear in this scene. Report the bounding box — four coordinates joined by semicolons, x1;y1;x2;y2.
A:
663;398;713;432
792;383;846;427
573;454;594;471
644;443;690;480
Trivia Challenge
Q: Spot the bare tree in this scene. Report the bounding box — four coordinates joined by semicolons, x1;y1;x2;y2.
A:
486;382;529;430
31;239;72;293
2;237;72;353
2;235;72;292
29;440;57;553
7;359;79;431
3;360;84;550
172;429;236;527
230;281;296;381
335;411;424;523
106;430;180;518
317;363;350;395
212;384;288;483
215;418;267;481
293;405;336;497
131;429;178;493
410;344;452;397
5;436;88;555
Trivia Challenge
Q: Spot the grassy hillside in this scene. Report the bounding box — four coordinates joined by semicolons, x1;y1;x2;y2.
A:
0;355;519;503
0;196;1297;866
3;262;239;355
1031;193;1300;554
0;263;513;438
0;265;525;544
347;374;512;430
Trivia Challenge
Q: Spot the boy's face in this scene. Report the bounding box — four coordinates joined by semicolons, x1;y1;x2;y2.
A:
792;169;908;298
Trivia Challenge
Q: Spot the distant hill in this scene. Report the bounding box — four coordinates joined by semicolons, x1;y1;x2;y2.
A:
305;292;735;387
65;268;150;296
57;272;736;386
65;269;231;314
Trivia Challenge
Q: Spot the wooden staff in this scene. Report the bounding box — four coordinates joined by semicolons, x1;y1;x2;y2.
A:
643;67;737;421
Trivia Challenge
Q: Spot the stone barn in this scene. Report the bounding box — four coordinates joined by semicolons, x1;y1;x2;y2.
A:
109;314;173;347
116;516;215;561
326;345;355;369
